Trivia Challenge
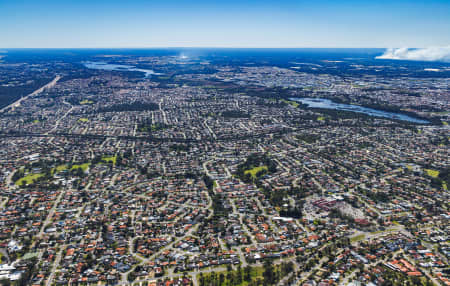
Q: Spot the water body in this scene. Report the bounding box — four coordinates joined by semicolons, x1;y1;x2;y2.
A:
289;97;429;124
83;61;160;77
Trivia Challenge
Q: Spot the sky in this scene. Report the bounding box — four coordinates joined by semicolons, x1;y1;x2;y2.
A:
1;0;449;48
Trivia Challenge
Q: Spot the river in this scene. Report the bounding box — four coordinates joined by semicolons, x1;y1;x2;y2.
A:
289;97;429;124
83;61;160;77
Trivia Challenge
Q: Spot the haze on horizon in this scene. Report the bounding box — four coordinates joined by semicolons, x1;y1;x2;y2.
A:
1;0;449;49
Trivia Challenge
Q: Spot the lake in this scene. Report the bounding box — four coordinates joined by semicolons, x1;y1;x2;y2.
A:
83;61;160;77
289;97;429;124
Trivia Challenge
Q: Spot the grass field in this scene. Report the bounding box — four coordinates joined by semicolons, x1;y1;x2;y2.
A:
22;252;39;260
350;234;366;242
424;169;439;178
52;164;68;174
370;228;397;235
70;163;91;172
317;116;325;121
244;166;268;178
15;173;44;186
280;99;299;108
101;155;117;165
80;99;94;105
78;118;89;122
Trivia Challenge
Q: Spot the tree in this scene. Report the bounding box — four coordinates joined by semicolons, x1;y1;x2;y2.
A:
226;272;233;285
244;265;252;282
263;260;275;285
0;280;11;286
236;265;243;284
199;273;205;286
281;261;294;276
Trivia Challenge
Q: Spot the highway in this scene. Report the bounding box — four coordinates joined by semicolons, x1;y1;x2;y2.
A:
0;75;61;113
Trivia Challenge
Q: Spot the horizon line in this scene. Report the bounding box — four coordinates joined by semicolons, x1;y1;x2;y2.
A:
1;46;392;50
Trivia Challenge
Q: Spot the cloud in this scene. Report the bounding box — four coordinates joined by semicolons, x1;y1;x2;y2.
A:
376;46;450;62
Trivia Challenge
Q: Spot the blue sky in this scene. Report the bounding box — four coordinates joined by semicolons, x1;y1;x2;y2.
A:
1;0;449;48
